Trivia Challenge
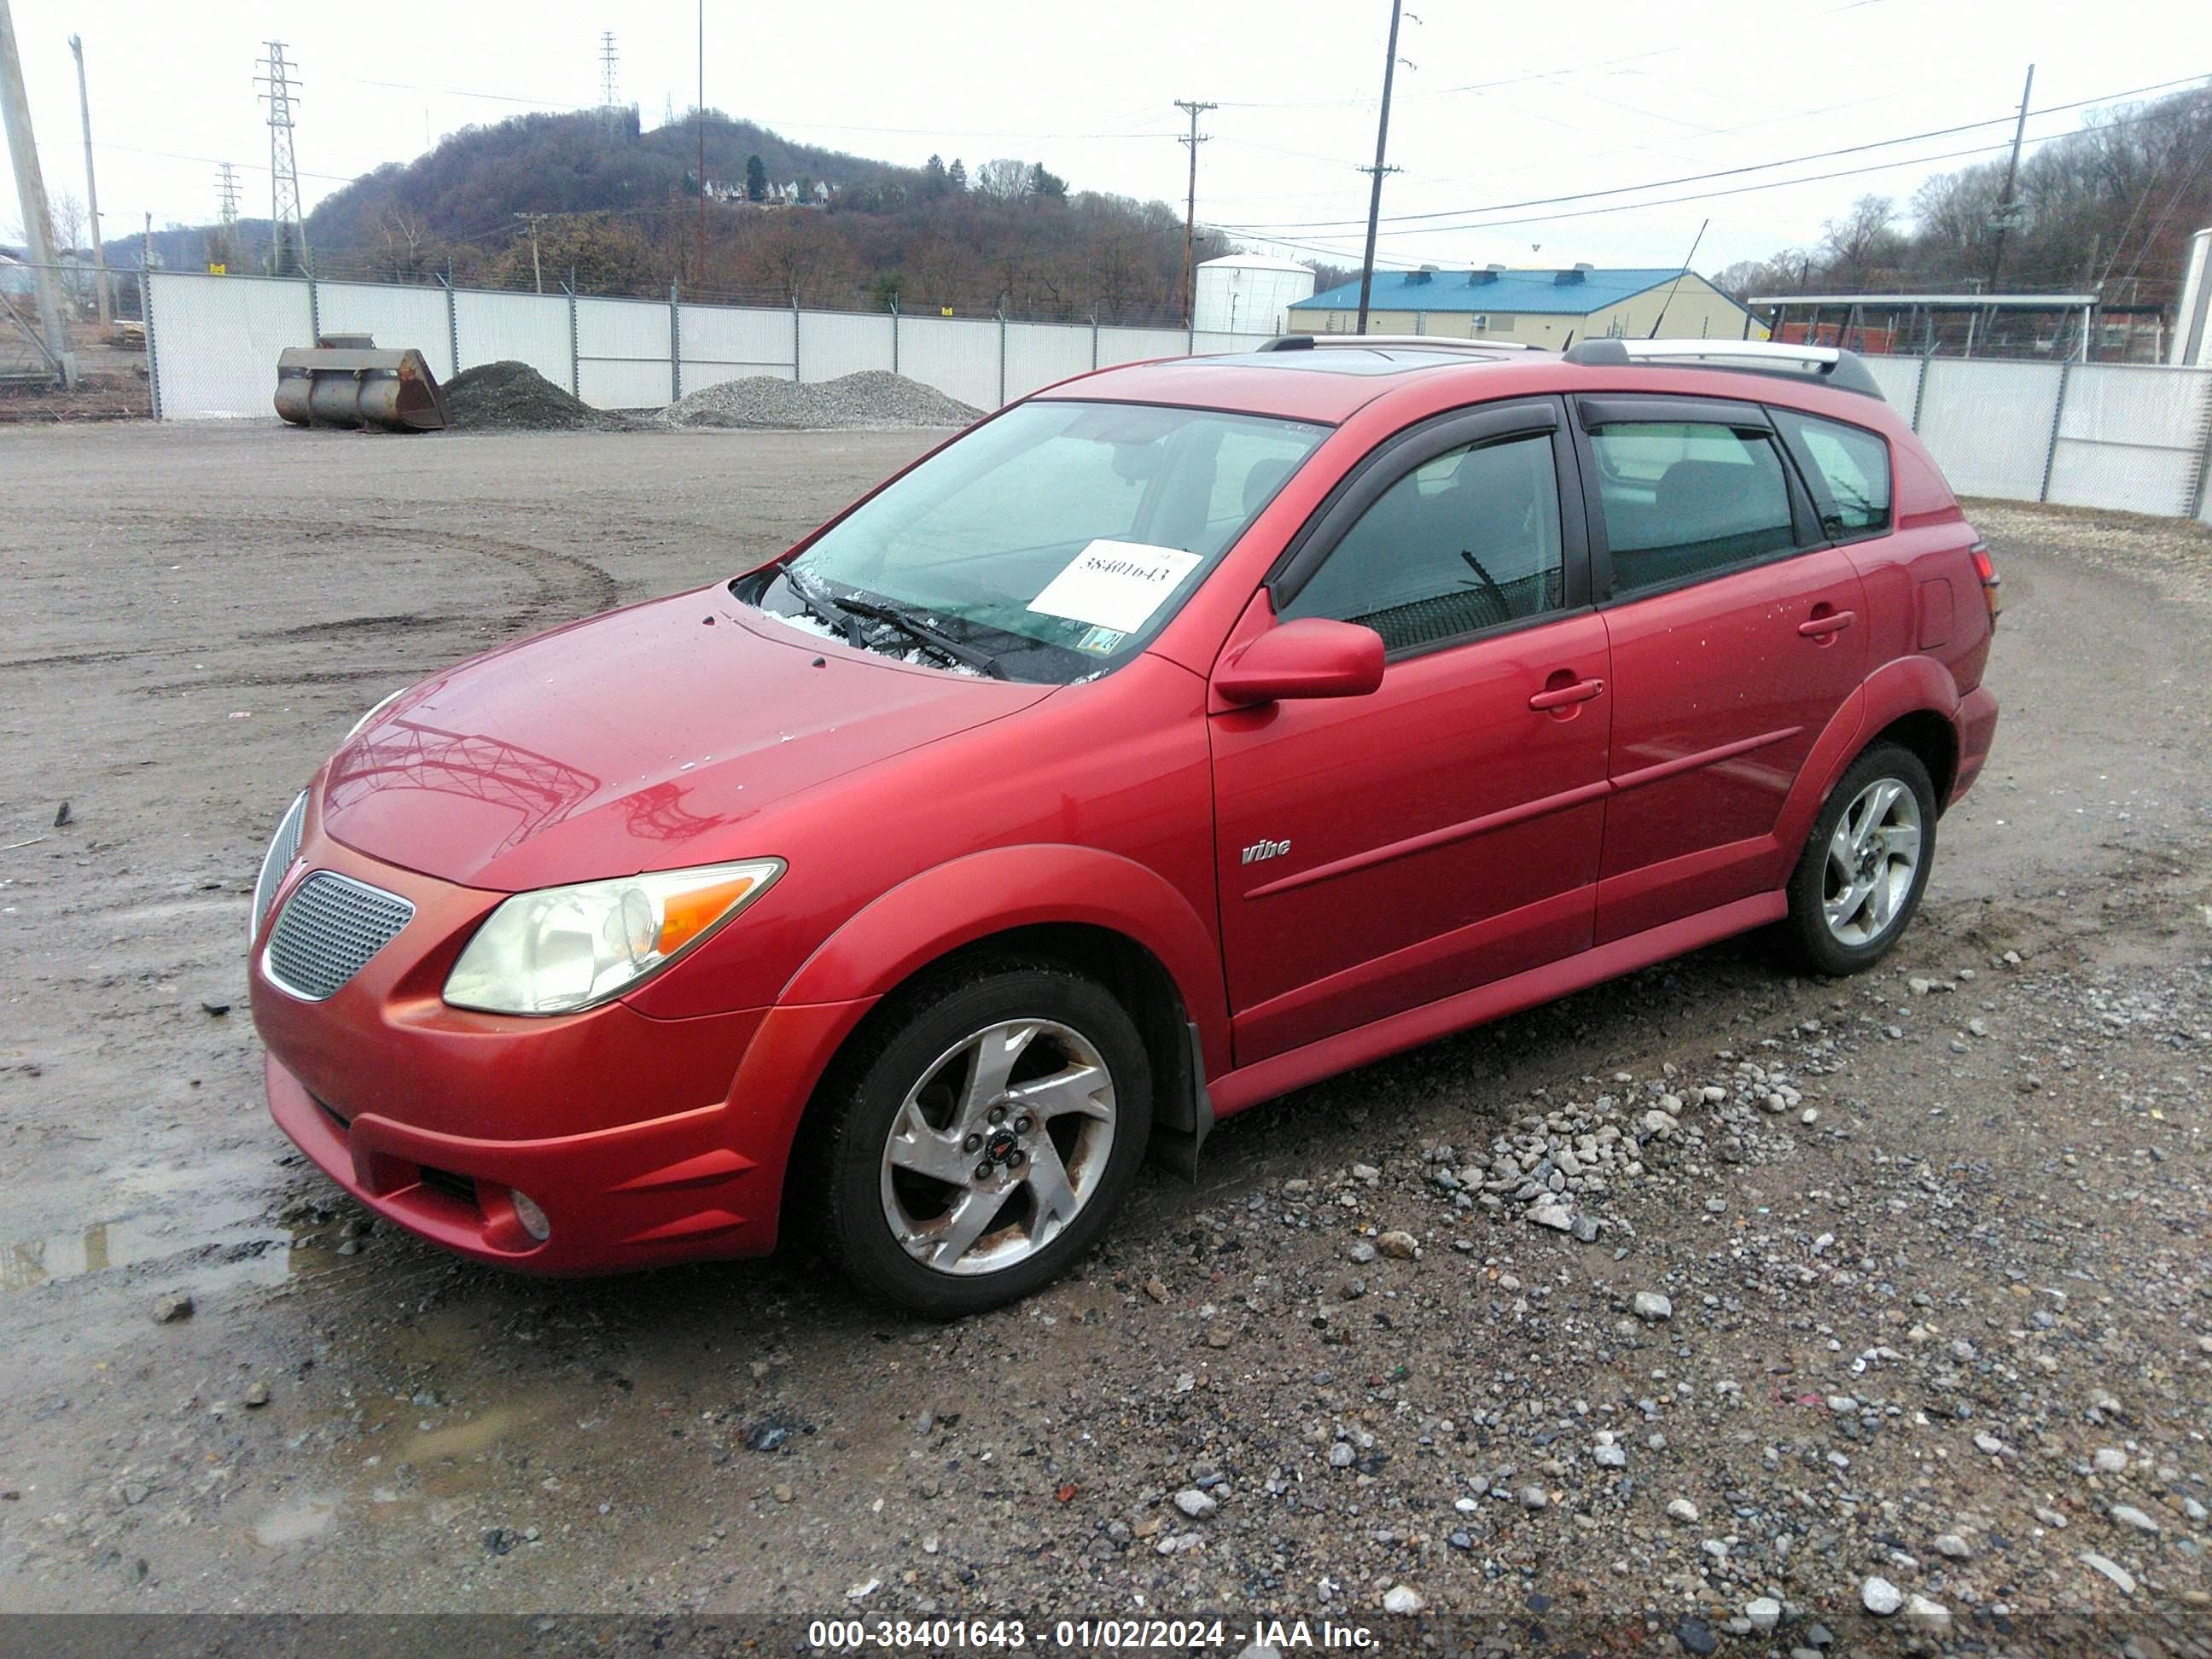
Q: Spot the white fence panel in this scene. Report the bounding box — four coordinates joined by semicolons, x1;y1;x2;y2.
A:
315;282;451;379
1096;326;1190;370
2046;364;2212;517
679;302;794;387
576;295;673;409
1004;321;1095;399
1192;330;1276;356
1914;359;2062;500
455;288;573;388
1862;354;1922;414
896;315;999;410
148;272;311;420
800;310;894;383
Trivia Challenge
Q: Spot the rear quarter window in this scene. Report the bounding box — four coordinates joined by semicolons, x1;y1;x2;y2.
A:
1774;410;1892;538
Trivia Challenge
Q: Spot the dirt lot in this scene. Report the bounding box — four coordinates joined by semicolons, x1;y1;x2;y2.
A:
1;423;2209;1652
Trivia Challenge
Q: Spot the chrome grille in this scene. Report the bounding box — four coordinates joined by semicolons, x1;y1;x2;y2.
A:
264;872;414;1001
250;791;308;943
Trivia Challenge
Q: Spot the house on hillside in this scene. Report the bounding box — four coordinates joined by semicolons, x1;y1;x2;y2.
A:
1284;265;1766;345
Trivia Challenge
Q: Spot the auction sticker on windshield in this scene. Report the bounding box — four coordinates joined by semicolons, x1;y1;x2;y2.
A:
1028;540;1201;634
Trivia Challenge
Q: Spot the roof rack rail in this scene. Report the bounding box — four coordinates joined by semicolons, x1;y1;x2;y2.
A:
1257;334;1540;353
1563;337;1883;399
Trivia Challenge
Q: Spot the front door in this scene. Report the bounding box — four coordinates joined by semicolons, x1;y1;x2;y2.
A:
1209;401;1612;1065
1572;395;1870;941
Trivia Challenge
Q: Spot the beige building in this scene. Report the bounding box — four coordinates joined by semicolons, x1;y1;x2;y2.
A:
1283;265;1766;346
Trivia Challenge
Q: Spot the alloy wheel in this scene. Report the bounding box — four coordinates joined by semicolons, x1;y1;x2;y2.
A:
1823;777;1923;947
877;1018;1117;1277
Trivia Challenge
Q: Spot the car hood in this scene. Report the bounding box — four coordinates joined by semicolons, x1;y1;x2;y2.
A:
318;585;1053;891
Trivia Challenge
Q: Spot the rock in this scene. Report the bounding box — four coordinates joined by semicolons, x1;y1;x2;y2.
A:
1933;1532;1972;1559
200;999;231;1016
1173;1488;1217;1519
1593;1441;1627;1469
1529;1205;1572;1232
1517;1485;1549;1510
2093;1447;2127;1474
1382;1585;1423;1615
1633;1291;1674;1324
2110;1504;2161;1534
1377;1231;1418;1260
846;1576;882;1602
243;1382;270;1408
1903;1594;1952;1637
153;1292;193;1324
1667;1498;1701;1524
2035;1506;2069;1529
772;1483;794;1503
1328;1443;1355;1468
1144;1278;1169;1303
1641;1110;1679;1137
120;1481;149;1506
1973;1431;2005;1456
1345;1241;1379;1266
2081;1551;2137;1594
1745;1596;1782;1632
1861;1575;1903;1616
1675;1616;1718;1656
1569;1214;1600;1243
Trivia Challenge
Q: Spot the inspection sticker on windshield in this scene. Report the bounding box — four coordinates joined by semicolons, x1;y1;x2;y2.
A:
1028;541;1201;634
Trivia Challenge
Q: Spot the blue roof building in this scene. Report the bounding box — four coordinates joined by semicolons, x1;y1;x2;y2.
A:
1284;265;1764;345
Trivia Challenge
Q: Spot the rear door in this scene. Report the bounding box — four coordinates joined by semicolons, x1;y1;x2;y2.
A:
1209;398;1612;1064
1572;394;1867;942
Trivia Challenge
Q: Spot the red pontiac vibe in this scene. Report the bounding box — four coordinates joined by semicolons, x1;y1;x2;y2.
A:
248;336;2000;1316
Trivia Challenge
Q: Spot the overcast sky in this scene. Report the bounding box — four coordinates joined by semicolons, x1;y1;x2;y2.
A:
7;0;2209;278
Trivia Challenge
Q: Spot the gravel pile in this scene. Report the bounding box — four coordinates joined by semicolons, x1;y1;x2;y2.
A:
442;360;631;431
662;370;980;430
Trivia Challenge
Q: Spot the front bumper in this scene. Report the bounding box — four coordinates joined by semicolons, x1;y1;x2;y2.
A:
252;815;876;1273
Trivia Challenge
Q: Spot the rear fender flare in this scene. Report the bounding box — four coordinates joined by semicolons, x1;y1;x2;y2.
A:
1777;656;1960;858
777;844;1230;1074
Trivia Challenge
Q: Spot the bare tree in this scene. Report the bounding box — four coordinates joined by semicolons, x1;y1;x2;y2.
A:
974;158;1033;204
50;192;88;254
1818;195;1905;288
375;205;437;282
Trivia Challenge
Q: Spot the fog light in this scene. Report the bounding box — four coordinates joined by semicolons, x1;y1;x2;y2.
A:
509;1188;551;1242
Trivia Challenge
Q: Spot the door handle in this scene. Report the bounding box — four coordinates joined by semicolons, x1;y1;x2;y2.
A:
1528;677;1604;712
1798;609;1856;638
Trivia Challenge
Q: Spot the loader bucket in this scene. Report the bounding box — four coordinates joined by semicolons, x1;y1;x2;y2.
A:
275;346;449;432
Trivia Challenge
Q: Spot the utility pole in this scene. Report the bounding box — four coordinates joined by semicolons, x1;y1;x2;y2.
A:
257;42;306;276
67;34;109;326
1175;99;1215;329
514;212;550;293
1354;0;1407;335
0;0;74;384
1985;63;2034;296
696;1;706;281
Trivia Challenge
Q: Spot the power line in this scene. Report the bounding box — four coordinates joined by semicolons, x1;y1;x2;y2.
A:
1217;73;2210;236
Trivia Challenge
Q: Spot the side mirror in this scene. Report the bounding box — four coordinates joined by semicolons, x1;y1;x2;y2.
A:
1214;618;1385;707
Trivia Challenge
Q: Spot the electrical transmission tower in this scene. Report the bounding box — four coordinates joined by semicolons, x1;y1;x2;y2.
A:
212;161;241;268
599;32;620;135
256;42;306;275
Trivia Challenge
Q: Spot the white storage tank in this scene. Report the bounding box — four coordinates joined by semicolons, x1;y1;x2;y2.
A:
2172;227;2211;368
1194;254;1315;336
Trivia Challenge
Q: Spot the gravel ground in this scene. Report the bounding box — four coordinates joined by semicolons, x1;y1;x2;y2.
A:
662;369;981;430
0;423;2208;1651
442;361;635;432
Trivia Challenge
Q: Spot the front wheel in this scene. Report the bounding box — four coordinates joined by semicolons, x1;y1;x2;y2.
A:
803;963;1152;1317
1781;742;1937;976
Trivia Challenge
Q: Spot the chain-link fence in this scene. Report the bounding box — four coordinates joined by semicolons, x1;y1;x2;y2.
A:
0;261;152;418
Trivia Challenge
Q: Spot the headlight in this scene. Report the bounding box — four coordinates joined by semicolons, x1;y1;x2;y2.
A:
250;791;309;945
443;859;784;1016
347;688;407;741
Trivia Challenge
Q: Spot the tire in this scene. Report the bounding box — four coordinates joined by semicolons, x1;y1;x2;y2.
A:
1780;742;1938;976
801;961;1153;1318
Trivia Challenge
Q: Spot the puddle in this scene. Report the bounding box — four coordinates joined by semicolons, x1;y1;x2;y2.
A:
2;1214;343;1293
253;1493;342;1548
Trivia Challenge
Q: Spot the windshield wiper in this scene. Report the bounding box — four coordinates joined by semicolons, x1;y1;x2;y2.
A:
778;565;859;643
833;597;1007;679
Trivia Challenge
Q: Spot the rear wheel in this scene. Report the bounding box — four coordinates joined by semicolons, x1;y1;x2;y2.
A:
1781;742;1937;976
805;963;1152;1318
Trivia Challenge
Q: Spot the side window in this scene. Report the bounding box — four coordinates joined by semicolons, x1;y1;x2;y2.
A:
1280;433;1565;653
1774;410;1892;538
1588;421;1797;597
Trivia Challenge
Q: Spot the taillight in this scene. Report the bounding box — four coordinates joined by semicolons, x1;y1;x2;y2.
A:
1970;539;2002;626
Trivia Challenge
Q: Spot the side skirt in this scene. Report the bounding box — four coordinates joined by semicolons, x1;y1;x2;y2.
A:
1207;890;1786;1120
